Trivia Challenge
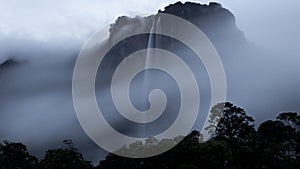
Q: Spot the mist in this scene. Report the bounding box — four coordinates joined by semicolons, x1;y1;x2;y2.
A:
0;0;300;162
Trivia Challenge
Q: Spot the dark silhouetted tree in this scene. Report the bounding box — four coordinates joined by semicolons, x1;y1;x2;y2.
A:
38;139;93;169
277;112;300;131
2;104;300;169
214;102;256;143
0;140;38;169
257;119;299;169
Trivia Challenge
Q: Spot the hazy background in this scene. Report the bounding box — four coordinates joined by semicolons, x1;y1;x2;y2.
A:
0;0;299;162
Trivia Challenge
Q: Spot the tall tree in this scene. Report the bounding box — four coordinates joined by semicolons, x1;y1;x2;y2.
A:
213;102;256;143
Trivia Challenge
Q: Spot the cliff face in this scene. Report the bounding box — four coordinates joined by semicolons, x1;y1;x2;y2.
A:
160;2;247;49
107;1;247;59
95;2;248;138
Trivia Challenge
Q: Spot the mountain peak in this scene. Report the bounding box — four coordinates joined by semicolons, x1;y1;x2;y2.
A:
108;1;247;57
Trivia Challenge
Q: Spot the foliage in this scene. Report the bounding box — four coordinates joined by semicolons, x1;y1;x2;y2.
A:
0;141;38;169
1;103;299;169
38;139;93;169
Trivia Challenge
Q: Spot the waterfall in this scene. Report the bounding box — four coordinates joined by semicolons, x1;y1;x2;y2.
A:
145;16;161;69
143;16;161;133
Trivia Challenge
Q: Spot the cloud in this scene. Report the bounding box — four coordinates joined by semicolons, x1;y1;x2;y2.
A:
0;0;180;40
0;0;188;160
0;0;299;162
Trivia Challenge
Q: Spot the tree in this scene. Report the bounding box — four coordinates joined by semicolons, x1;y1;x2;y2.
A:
205;102;259;169
213;102;256;143
277;112;300;131
276;112;300;167
205;102;224;135
257;120;299;169
0;140;38;169
38;139;93;169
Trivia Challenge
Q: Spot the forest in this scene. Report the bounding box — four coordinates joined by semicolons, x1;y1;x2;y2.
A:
1;102;299;169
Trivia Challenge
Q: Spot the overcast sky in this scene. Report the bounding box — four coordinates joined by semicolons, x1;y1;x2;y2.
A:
0;0;299;49
0;0;299;162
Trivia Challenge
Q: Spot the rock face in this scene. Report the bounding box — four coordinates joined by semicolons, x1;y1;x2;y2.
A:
160;2;247;51
107;1;247;59
94;2;249;139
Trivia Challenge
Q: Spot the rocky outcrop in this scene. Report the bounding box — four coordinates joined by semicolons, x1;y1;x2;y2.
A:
107;1;247;58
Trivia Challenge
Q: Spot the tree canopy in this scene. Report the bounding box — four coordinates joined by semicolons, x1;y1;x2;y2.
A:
1;102;299;169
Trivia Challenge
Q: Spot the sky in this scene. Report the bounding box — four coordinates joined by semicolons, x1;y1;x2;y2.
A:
0;0;300;162
1;0;299;50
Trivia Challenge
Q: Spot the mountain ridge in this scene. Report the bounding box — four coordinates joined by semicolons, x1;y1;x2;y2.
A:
108;1;247;56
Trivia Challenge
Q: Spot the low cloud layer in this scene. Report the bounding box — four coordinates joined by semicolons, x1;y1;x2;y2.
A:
0;0;299;162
